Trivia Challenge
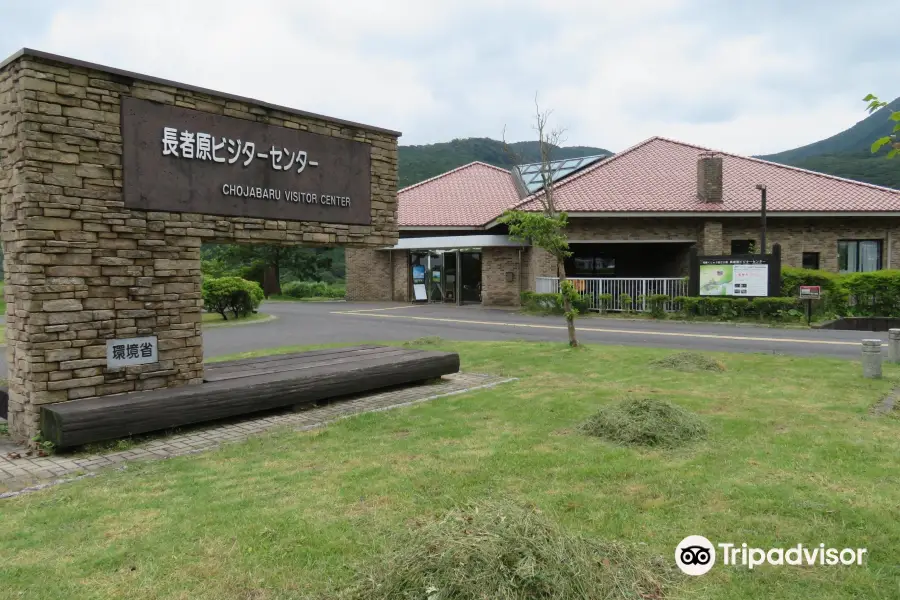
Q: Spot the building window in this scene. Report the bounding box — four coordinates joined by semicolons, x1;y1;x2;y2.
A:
802;252;820;270
571;254;615;276
838;240;882;273
730;239;757;255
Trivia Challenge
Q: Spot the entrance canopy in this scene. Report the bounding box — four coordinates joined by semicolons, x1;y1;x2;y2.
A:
383;234;528;251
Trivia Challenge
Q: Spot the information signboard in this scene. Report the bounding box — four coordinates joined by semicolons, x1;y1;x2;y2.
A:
688;245;782;299
799;285;821;300
699;263;769;296
412;264;427;301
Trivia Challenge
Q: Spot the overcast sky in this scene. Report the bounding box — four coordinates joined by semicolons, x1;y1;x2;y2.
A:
4;0;899;155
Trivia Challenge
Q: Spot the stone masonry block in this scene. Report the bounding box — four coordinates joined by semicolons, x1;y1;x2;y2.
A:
42;299;83;312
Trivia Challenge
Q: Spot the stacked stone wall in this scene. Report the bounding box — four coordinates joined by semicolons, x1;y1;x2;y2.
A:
0;52;399;439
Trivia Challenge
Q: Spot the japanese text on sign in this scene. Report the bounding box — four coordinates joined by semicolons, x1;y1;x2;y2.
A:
106;336;159;369
161;127;320;173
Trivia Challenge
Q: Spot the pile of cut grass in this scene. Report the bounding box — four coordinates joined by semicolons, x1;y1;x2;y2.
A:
650;351;725;372
580;398;707;448
341;500;672;600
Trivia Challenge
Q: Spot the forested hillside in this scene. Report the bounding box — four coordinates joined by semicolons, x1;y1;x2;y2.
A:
758;97;900;189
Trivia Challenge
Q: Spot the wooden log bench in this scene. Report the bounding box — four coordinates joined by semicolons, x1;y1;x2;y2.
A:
41;345;460;448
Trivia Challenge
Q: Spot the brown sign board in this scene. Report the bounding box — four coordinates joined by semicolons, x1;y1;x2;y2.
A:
121;97;372;225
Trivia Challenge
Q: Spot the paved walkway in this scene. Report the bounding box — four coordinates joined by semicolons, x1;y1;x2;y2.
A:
0;372;515;496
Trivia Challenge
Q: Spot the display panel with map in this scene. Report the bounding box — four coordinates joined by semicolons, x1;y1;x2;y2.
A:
699;263;769;296
689;246;781;299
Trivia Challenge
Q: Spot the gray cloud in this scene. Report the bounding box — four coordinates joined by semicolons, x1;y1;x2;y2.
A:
2;0;898;155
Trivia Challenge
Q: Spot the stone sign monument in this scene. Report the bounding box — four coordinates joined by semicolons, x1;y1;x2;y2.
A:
0;49;400;441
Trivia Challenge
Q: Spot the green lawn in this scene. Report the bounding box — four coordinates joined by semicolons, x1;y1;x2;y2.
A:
2;342;900;599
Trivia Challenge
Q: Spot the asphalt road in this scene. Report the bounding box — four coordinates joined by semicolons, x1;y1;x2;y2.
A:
0;302;882;378
201;301;881;361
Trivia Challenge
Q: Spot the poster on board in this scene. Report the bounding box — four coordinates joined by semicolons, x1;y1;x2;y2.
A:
689;245;781;299
412;265;427;301
699;263;768;296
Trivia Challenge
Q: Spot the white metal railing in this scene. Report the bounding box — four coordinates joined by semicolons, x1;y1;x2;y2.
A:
535;277;688;312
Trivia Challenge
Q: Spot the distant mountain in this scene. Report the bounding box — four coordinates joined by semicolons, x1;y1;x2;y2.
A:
399;137;611;188
758;97;900;189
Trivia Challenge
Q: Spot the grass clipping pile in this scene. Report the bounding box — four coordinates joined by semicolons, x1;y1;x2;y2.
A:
342;501;672;600
650;351;725;373
580;398;708;448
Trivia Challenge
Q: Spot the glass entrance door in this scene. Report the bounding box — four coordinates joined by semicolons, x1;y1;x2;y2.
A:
428;252;444;302
443;251;458;304
459;251;482;304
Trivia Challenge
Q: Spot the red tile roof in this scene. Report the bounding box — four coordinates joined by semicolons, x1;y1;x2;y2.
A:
398;161;521;227
398;136;900;228
514;136;900;215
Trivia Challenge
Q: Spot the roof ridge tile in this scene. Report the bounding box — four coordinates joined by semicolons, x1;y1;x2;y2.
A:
651;136;900;196
398;161;510;194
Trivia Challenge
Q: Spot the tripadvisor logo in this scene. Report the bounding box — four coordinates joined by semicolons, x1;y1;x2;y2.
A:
676;535;716;576
675;536;868;576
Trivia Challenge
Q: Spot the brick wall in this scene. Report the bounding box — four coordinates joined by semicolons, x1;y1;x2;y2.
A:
524;247;558;292
345;249;392;301
392;250;409;301
701;221;723;255
567;217;705;242
482;247;522;306
0;52;399;440
565;216;900;271
723;217;900;270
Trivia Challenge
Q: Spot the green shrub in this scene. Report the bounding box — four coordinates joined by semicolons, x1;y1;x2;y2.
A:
751;297;803;321
675;296;698;318
341;500;673;600
281;280;346;299
733;298;751;318
596;293;613;314
521;291;589;314
641;293;669;319
842;270;900;317
781;266;842;295
580;398;708;448
695;297;719;316
781;267;848;316
618;293;632;313
202;276;264;320
675;296;803;321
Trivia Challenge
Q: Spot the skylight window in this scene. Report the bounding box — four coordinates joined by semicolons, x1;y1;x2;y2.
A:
512;154;608;194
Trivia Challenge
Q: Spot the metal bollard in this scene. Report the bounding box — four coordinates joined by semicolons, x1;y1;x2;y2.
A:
889;329;900;364
861;339;883;379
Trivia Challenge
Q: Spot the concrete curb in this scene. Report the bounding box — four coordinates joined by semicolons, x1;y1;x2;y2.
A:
0;374;516;498
292;377;520;433
201;314;278;329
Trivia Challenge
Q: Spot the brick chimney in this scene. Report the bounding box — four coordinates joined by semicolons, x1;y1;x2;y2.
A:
697;152;723;203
